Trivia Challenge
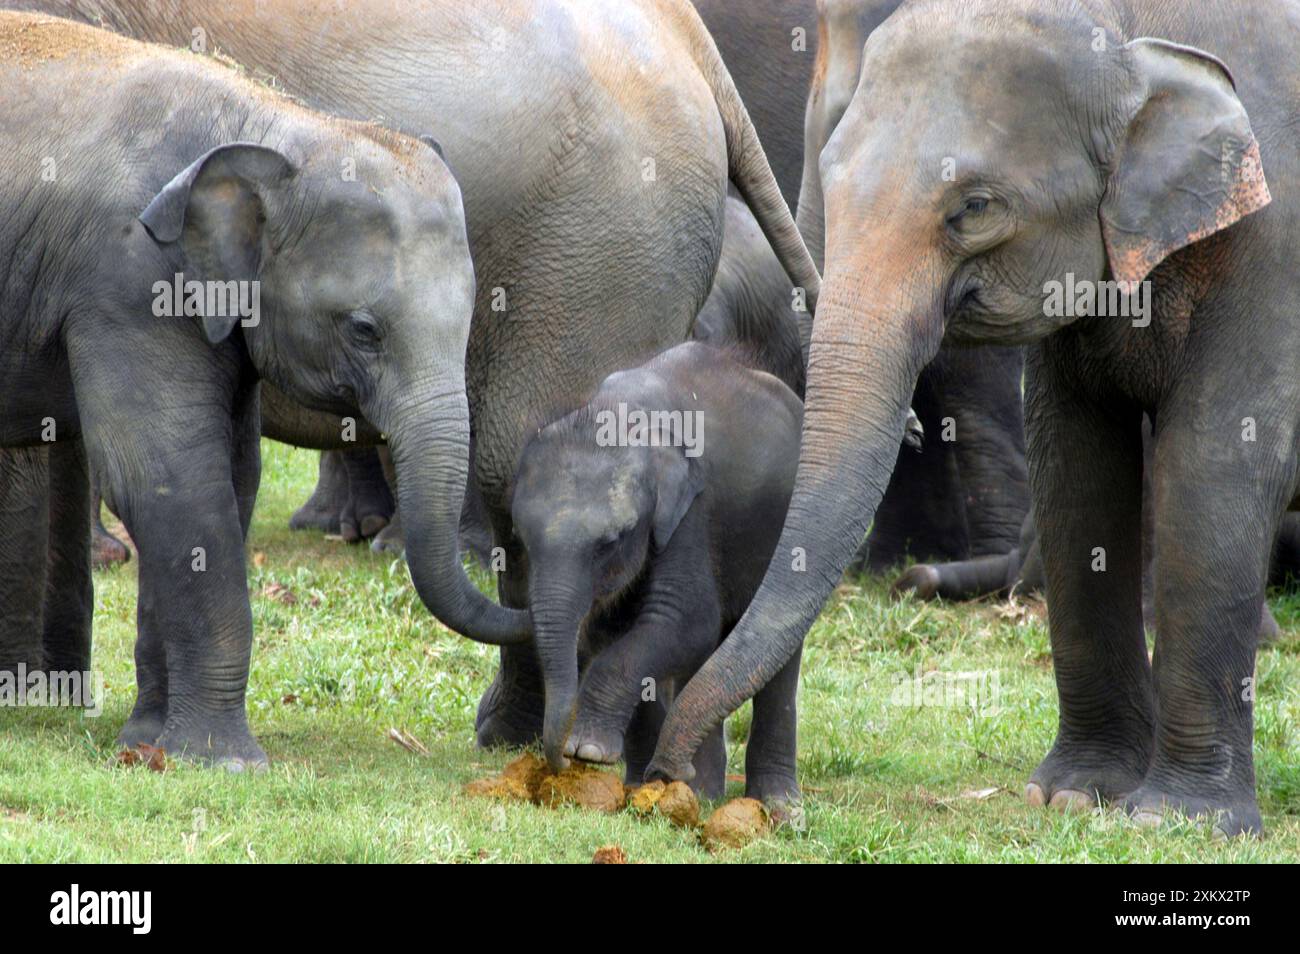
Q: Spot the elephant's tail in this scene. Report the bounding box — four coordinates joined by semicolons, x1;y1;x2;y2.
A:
663;0;822;315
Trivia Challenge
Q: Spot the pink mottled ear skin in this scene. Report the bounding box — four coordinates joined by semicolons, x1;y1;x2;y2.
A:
1104;137;1272;288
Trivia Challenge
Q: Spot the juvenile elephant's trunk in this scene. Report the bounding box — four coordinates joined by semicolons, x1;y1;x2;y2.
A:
529;567;594;771
370;365;531;646
648;253;944;780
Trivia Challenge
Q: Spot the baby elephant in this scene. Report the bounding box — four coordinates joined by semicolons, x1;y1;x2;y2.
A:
511;341;805;801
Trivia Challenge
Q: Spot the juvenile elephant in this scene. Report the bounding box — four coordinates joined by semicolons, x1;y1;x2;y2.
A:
510;342;804;801
651;0;1293;837
0;12;495;765
15;0;823;751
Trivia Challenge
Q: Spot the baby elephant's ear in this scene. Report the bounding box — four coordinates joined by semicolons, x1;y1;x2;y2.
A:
1101;38;1270;287
652;451;706;552
139;143;296;343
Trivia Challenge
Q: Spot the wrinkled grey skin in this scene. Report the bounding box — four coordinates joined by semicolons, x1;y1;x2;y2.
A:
0;445;92;678
693;191;924;450
16;0;822;751
651;0;1292;837
700;0;1029;571
0;12;489;766
511;342;804;803
692;190;809;398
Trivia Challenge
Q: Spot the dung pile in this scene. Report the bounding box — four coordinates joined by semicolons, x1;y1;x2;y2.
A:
467;754;777;852
465;752;624;813
700;797;770;852
625;779;700;828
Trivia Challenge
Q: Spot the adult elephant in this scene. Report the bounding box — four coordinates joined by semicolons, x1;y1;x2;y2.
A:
19;0;821;747
650;0;1290;837
700;0;1030;571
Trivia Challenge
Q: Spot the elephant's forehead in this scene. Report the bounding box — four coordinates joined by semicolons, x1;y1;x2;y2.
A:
540;457;640;537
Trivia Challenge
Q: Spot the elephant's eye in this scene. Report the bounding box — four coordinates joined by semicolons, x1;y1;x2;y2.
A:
344;311;382;349
947;196;990;226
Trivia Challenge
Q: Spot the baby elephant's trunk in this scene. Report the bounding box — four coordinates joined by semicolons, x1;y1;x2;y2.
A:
529;569;594;772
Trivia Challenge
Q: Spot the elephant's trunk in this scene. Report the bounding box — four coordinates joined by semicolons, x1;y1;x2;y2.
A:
370;366;531;645
648;254;944;780
529;567;593;771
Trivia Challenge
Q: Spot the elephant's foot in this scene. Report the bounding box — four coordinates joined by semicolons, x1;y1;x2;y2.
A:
155;713;268;772
475;652;545;748
744;772;801;824
564;718;624;765
91;521;131;567
1026;740;1148;813
370;517;406;556
117;702;167;749
288;496;341;534
891;564;941;600
1124;783;1262;838
340;510;389;544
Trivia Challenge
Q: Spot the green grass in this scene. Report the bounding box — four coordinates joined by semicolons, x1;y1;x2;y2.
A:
2;440;1297;862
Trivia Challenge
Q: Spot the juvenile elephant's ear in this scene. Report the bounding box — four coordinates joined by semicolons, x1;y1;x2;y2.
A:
652;450;706;553
1100;38;1270;287
139;143;296;343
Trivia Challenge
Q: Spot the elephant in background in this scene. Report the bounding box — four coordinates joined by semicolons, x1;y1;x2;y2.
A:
895;415;1295;645
651;0;1293;837
16;0;822;751
1;11;503;765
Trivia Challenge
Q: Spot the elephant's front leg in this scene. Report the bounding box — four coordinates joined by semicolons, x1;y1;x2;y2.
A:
1024;347;1151;812
568;557;721;774
120;466;263;767
1123;416;1284;837
74;339;264;766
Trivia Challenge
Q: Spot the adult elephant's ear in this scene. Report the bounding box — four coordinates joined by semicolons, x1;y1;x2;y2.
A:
1100;38;1271;287
139;143;296;343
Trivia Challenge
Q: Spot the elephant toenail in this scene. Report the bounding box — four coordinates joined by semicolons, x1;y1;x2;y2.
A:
1024;782;1047;807
1048;789;1094;812
1131;810;1164;828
